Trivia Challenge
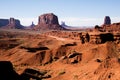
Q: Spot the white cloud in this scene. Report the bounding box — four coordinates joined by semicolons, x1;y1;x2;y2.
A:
59;17;120;27
59;17;103;26
111;17;120;23
18;17;38;26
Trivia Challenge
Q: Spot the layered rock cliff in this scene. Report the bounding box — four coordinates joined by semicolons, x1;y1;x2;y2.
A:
34;13;66;30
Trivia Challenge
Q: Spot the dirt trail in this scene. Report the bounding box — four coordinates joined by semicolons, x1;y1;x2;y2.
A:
49;36;66;41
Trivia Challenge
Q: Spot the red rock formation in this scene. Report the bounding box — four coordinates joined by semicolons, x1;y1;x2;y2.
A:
34;13;66;30
38;13;59;25
0;18;24;29
97;22;120;32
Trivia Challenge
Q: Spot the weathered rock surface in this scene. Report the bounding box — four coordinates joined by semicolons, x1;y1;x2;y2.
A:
38;13;59;25
79;32;120;44
34;13;66;30
94;22;120;32
20;68;51;80
0;61;19;80
44;31;120;44
0;18;24;29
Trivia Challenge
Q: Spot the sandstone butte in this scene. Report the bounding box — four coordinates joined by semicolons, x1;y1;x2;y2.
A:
0;14;120;80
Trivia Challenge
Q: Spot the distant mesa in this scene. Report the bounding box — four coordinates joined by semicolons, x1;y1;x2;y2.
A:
0;17;24;29
38;13;59;25
34;13;66;30
29;21;35;28
0;19;9;27
61;21;70;28
104;16;111;25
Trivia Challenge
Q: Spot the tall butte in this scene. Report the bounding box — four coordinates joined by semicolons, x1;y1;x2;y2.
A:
34;13;66;30
104;16;111;25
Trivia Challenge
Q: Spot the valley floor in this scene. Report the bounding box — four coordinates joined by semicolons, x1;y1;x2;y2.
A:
0;29;120;80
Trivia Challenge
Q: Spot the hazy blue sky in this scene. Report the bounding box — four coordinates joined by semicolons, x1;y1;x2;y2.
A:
0;0;120;26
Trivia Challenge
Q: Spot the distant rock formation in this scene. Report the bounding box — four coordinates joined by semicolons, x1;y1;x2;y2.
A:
93;16;120;32
104;16;111;25
38;13;59;25
0;18;24;29
31;22;35;27
0;19;9;27
61;21;70;28
29;21;35;28
34;13;66;30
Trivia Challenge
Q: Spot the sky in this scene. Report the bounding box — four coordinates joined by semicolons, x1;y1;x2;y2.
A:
0;0;120;27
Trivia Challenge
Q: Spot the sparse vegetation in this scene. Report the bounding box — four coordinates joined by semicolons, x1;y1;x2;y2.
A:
58;69;66;75
73;75;78;80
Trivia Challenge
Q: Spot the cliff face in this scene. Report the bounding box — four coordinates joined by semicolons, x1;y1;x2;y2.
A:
45;31;120;44
79;32;120;44
102;22;120;32
34;13;66;30
38;13;59;25
0;18;24;29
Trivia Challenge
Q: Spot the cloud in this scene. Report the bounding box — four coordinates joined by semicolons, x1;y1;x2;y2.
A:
111;17;120;23
59;17;103;26
59;17;120;26
18;17;120;27
18;17;38;26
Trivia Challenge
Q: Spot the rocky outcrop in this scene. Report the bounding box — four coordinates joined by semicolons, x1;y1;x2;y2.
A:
94;22;120;32
79;32;120;44
79;33;90;44
0;61;51;80
20;68;51;80
102;22;120;32
104;16;111;25
34;13;66;30
89;32;114;44
94;16;120;32
0;18;24;29
0;61;19;80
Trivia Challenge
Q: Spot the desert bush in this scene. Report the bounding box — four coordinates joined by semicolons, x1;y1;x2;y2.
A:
58;69;65;75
